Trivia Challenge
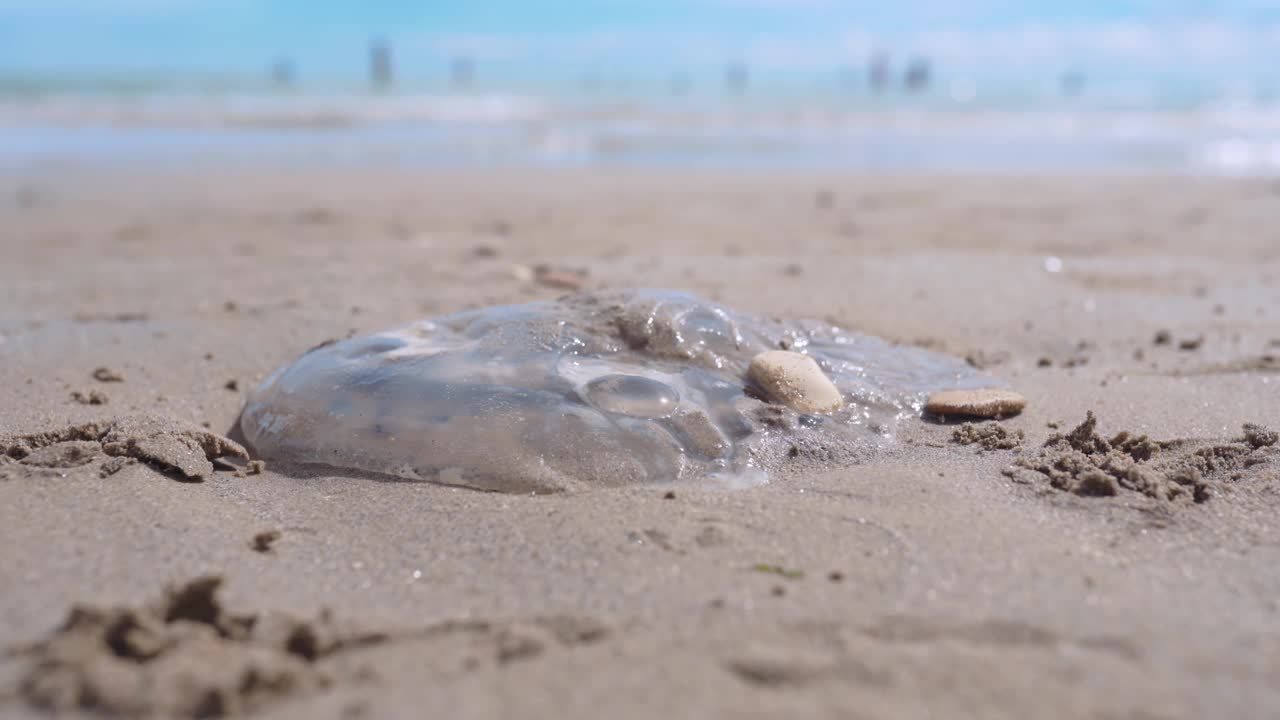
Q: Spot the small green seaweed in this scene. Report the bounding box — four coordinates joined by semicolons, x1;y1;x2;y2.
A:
752;563;804;580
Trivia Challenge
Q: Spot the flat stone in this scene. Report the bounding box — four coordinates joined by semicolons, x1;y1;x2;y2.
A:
747;350;844;414
534;266;588;290
925;388;1026;418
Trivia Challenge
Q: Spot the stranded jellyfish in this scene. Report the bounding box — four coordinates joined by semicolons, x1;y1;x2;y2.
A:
240;290;993;493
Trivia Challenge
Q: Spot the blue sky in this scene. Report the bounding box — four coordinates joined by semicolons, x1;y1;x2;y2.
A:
1;1;1277;86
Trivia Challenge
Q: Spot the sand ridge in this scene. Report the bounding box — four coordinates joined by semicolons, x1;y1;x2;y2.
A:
1;415;248;482
1004;412;1277;503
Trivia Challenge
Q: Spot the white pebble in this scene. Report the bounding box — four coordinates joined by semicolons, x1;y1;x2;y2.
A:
747;350;844;414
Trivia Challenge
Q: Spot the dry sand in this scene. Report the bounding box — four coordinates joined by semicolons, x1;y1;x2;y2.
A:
1;165;1279;718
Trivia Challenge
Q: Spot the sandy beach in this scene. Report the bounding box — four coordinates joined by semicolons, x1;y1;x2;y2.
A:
2;164;1278;718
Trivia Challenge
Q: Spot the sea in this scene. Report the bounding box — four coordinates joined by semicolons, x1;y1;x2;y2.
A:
3;72;1279;175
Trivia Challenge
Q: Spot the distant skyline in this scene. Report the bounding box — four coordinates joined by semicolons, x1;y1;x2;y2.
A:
2;1;1278;91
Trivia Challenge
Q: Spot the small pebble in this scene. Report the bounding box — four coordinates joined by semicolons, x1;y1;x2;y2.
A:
234;459;266;478
98;457;131;478
1178;336;1204;351
747;350;844;414
534;265;588;290
925;388;1027;419
1153;330;1172;345
70;389;108;405
250;529;281;553
92;366;124;383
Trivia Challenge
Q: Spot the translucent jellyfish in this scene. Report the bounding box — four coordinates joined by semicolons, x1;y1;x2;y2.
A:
239;290;994;493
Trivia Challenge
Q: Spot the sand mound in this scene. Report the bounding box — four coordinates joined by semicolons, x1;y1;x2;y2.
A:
11;577;613;719
12;576;386;719
952;422;1025;451
1;416;247;482
1004;413;1277;503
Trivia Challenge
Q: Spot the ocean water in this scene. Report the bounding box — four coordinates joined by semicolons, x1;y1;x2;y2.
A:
3;82;1280;174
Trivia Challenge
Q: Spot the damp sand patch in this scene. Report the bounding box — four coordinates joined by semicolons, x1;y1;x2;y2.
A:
240;289;997;493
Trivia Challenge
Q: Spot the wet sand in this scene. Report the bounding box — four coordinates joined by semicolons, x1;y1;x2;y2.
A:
1;166;1279;718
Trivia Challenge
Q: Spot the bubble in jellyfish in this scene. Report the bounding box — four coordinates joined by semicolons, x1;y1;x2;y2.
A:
239;290;996;493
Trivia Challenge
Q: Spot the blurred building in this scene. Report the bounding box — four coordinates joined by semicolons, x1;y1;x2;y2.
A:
726;61;749;94
868;52;890;94
451;56;475;90
904;58;931;93
270;58;295;88
369;37;393;89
